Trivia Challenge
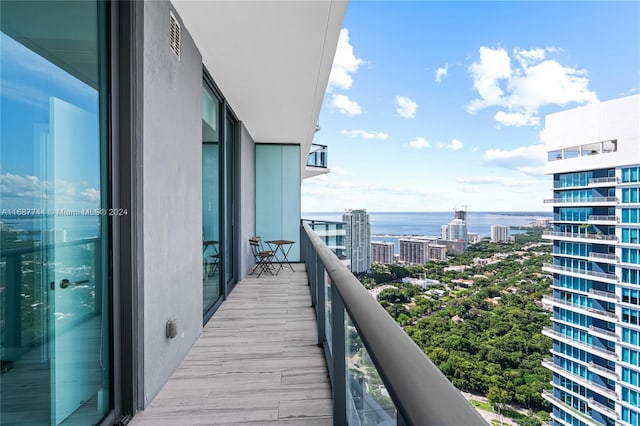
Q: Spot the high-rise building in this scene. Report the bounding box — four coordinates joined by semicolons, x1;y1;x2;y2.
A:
490;225;509;243
541;94;640;426
343;209;371;273
441;224;449;240
371;241;394;264
448;219;468;244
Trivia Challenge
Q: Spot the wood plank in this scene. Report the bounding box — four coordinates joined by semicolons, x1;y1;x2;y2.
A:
130;264;333;425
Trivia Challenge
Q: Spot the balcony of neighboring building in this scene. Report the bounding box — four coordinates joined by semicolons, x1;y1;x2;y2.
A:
542;389;600;426
542;230;618;244
543;196;619;206
541;359;617;400
542;263;619;284
543;327;618;362
588;398;619;422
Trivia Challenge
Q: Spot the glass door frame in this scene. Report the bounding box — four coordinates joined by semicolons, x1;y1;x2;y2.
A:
202;70;238;324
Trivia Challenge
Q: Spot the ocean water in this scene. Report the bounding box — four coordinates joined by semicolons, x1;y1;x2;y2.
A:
303;211;552;238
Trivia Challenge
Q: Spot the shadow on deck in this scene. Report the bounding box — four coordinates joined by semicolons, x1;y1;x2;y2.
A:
131;264;333;425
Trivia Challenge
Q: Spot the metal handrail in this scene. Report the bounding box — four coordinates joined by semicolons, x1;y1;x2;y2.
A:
589;215;619;222
543;196;618;204
542;263;618;281
542;231;618;241
301;222;486;425
588;252;618;261
589;177;619;184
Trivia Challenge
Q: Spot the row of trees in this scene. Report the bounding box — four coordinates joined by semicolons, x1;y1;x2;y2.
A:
359;231;553;424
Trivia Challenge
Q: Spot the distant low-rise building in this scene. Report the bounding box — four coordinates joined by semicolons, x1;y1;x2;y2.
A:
371;241;394;264
428;243;447;261
402;277;440;290
467;232;481;244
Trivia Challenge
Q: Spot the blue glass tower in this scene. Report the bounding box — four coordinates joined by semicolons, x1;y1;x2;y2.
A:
542;95;640;425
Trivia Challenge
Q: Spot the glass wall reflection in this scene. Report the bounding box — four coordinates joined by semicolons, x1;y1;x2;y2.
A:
0;1;109;424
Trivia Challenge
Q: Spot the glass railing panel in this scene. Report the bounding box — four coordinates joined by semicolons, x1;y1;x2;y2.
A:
307;144;328;168
346;312;397;425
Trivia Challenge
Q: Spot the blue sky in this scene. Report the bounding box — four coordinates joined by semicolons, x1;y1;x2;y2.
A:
301;1;640;213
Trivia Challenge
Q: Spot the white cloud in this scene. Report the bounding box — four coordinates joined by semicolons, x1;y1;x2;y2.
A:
467;45;598;126
494;111;539;127
482;143;546;175
395;96;418;118
408;137;430;149
327;29;364;92
435;63;449;82
456;176;542;187
330;166;349;176
508;60;598;108
467;46;512;112
341;129;389;140
301;176;450;212
331;94;362;116
445;139;464;150
0;172;101;210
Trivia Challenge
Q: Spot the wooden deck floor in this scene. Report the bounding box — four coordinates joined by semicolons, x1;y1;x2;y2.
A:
130;264;333;425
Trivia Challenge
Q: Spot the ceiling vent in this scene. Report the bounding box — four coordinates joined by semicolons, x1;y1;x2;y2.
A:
169;11;181;59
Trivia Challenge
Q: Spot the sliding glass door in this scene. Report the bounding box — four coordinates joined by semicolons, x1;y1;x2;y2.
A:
202;82;222;313
0;1;110;424
202;79;236;319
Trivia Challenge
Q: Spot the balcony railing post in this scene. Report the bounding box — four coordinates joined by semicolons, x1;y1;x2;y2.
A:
331;285;347;425
316;258;326;348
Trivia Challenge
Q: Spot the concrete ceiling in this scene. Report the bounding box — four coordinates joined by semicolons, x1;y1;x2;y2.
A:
172;0;347;177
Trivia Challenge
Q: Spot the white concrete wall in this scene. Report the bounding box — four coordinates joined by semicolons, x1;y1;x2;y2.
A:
141;1;203;406
545;95;640;174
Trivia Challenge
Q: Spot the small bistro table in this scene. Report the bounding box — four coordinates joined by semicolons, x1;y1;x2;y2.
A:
265;239;295;274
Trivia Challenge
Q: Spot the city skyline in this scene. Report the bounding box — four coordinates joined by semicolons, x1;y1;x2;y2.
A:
301;1;640;212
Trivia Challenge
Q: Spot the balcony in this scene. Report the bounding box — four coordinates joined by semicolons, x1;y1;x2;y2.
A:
588;288;619;303
543;196;619;206
542;230;618;244
588;398;618;420
307;143;328;168
542;390;600;426
589;215;619;224
132;224;486;425
588;361;618;381
544;360;617;403
588;252;618;263
130;267;333;425
589;176;619;186
542;327;618;361
542;263;618;283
